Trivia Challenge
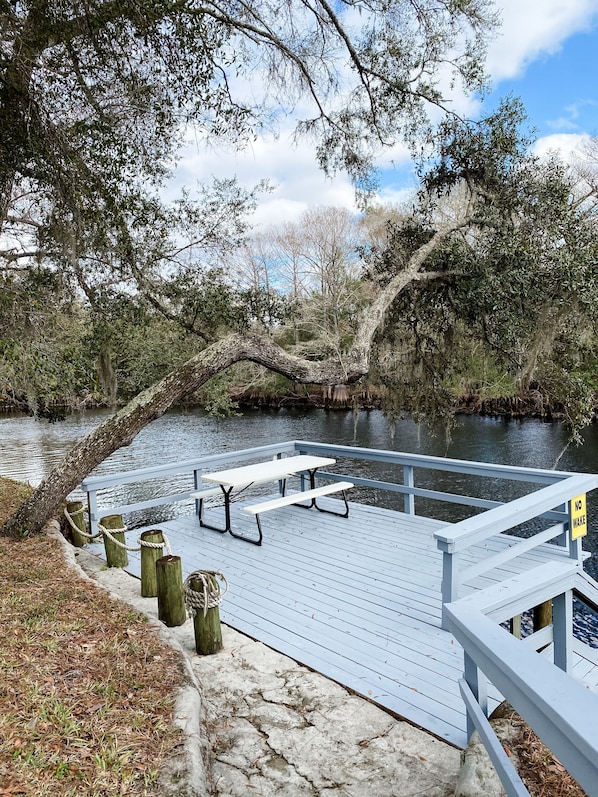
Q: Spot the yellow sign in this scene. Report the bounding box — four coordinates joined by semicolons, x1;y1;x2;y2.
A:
571;494;587;539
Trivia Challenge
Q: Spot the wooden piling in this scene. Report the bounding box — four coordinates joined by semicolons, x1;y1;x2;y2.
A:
66;500;87;547
100;514;128;568
533;600;553;631
156;556;186;627
140;529;164;597
509;615;522;639
188;573;223;655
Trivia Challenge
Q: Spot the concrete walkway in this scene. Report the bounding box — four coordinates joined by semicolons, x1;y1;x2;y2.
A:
66;538;460;797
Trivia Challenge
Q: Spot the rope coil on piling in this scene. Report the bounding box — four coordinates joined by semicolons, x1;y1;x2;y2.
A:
183;570;228;618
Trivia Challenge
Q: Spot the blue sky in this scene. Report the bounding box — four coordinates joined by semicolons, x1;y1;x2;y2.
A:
489;28;598;139
173;1;598;227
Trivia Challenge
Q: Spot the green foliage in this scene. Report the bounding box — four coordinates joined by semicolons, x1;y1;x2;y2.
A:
423;97;534;202
362;104;598;433
195;374;241;418
0;270;92;413
441;342;517;400
534;361;596;440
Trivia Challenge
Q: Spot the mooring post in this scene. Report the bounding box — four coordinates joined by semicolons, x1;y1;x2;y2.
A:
66;500;87;547
509;615;522;639
156;555;186;627
533;600;553;632
189;576;222;655
183;570;228;655
100;514;128;568
140;529;165;597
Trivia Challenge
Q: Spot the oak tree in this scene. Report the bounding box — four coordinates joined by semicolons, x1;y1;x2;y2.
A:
1;0;499;535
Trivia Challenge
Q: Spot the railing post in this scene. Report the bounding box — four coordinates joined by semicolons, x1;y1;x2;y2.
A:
553;589;573;674
440;548;459;629
193;469;201;516
464;651;488;741
87;489;99;537
403;465;415;515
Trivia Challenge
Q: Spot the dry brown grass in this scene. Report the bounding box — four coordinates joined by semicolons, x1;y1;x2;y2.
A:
509;713;589;797
0;477;186;797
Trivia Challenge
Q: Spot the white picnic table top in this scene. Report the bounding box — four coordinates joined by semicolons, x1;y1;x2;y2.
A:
201;455;336;488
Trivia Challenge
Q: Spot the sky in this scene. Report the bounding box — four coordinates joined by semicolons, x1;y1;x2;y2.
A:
171;0;598;228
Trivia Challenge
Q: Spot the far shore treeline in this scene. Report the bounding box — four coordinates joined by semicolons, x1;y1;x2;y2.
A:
4;163;598;433
4;165;598;433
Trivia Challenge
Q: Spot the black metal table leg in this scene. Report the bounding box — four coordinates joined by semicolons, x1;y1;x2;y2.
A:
314;489;350;518
199;486;233;533
229;516;263;546
293;468;350;517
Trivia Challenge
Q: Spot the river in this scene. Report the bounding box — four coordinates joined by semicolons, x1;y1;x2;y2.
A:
2;406;598;578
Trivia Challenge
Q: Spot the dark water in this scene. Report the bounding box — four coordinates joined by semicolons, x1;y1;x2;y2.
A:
2;405;595;477
3;407;598;644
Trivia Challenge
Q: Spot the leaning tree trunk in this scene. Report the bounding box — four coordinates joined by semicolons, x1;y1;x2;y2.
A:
1;331;367;538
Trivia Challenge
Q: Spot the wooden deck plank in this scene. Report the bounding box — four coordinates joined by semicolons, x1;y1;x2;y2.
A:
108;497;595;748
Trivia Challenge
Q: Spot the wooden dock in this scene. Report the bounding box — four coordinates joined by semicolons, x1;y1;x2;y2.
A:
90;494;598;748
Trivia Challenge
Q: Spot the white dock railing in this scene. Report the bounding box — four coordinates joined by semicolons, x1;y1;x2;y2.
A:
433;472;598;625
445;561;598;797
82;440;595;613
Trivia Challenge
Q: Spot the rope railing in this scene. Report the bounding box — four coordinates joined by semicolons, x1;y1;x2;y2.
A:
63;506;102;541
63;506;172;555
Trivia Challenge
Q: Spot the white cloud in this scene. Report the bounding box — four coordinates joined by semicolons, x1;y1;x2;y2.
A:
547;99;598;132
164;1;598;222
488;0;598;82
532;132;590;162
169;125;360;227
169;115;415;226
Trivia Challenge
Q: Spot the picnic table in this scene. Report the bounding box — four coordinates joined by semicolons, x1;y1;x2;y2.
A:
191;455;353;545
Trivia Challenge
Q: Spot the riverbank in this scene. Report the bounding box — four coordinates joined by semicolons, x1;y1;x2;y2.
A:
3;383;596;423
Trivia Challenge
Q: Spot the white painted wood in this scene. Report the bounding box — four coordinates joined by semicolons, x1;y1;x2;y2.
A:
455;562;578;623
459;678;530;796
242;482;354;514
189;487;224;500
446;603;598;796
435;473;598;553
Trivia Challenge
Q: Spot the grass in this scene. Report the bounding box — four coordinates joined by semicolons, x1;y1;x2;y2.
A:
0;477;186;797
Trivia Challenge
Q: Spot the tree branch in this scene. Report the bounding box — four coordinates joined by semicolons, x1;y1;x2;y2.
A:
352;219;469;356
